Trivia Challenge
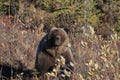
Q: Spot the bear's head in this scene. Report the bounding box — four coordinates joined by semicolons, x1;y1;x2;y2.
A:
47;28;69;47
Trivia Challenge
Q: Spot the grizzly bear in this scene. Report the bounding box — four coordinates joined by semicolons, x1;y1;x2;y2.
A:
35;28;75;76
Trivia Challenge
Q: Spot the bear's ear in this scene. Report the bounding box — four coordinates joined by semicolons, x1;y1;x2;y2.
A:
63;28;69;34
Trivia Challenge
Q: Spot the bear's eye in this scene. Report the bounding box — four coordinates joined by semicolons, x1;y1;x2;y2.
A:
55;36;60;40
55;37;59;40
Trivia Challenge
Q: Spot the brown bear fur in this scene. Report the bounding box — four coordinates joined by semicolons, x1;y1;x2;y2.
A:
35;28;75;76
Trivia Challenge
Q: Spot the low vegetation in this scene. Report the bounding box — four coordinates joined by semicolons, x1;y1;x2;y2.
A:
0;0;120;80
